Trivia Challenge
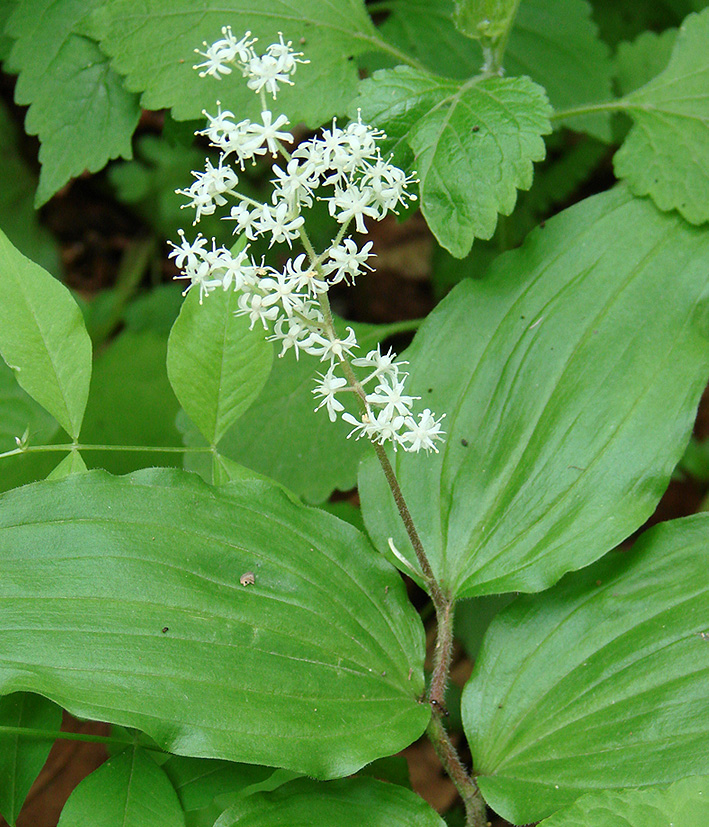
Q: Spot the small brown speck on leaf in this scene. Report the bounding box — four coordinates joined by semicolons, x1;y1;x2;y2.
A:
240;572;255;586
161;627;169;634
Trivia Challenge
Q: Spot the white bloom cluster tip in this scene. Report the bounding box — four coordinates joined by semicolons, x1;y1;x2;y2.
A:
172;30;443;454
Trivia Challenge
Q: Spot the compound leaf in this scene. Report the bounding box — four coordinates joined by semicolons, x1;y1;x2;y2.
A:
359;186;709;599
0;468;428;778
614;9;709;224
96;0;380;126
7;0;140;205
356;67;551;257
463;516;709;822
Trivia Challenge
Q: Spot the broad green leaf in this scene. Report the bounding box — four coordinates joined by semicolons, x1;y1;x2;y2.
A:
356;67;551;257
0;0;18;60
47;450;88;479
0;469;428;777
376;0;612;141
167;288;273;446
538;776;709;826
182;319;418;503
81;330;182;475
614;9;709;224
0;692;62;826
453;0;520;43
463;515;709;823
96;0;381;127
614;28;677;96
359;186;709;599
162;756;277;813
57;747;184;827
0;98;59;275
0;359;60;494
213;777;445;826
7;0;140;205
0;230;92;439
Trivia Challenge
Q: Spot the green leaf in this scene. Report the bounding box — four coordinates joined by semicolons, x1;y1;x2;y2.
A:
162;756;277;813
0;468;428;777
183;319;416;503
614;28;677;96
0;229;92;439
47;450;88;480
453;0;520;43
0;0;19;61
0;693;62;826
167;288;273;446
57;747;184;827
213;777;445;826
359;186;709;599
614;9;709;224
463;515;709;823
96;0;380;127
81;330;182;475
376;0;612;141
0;98;60;275
0;359;61;494
538;776;709;827
355;67;551;257
7;0;140;205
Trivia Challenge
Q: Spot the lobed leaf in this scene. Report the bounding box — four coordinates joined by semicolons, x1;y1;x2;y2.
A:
0;468;428;778
355;67;551;257
614;9;709;224
463;516;709;822
7;0;140;205
0;229;92;440
213;776;445;826
614;28;677;97
538;776;709;826
96;0;381;127
167;288;273;446
0;693;62;825
359;186;709;599
56;747;184;827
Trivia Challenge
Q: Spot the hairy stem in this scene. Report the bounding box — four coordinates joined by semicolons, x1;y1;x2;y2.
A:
427;716;487;827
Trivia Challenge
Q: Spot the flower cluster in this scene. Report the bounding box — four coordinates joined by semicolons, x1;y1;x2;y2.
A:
171;30;445;453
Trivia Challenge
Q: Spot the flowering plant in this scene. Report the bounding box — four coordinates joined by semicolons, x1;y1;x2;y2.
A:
0;3;708;827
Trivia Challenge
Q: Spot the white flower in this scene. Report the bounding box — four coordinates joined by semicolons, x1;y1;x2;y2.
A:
235;290;281;329
366;376;419;419
271;158;316;210
258;268;303;317
322;238;374;285
168;229;207;269
226;202;263;240
361;158;418;215
269;318;316;359
327;183;380;233
194;28;257;78
284;253;329;295
259;201;304;247
246;111;292;157
400;409;446;453
308;326;359;363
313;366;349;421
352;345;403;378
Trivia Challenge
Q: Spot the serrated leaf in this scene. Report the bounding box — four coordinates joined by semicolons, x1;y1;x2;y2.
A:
356;67;551;257
614;28;677;97
0;693;62;826
538;776;709;827
182;319;417;503
359;186;709;599
0;229;92;439
81;330;181;475
7;0;140;205
57;747;184;827
614;9;709;224
376;0;612;141
463;516;709;823
0;468;428;777
213;777;445;826
97;0;380;127
167;288;273;446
